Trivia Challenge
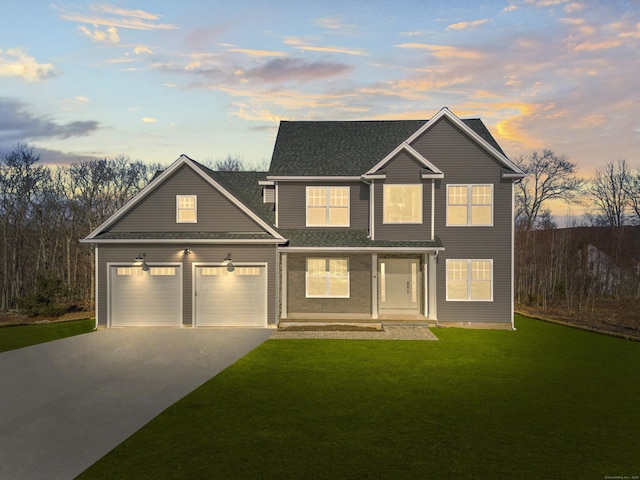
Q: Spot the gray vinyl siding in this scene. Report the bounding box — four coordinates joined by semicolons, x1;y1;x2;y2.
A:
277;182;369;229
287;253;371;315
412;117;513;324
374;152;432;241
96;244;278;326
111;165;264;233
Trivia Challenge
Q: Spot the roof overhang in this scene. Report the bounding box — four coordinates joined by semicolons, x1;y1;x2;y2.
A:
502;172;527;179
279;246;445;253
364;142;444;177
266;176;362;182
81;238;287;245
404;107;525;175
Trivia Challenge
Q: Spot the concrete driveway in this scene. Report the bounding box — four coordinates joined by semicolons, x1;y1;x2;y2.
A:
0;327;272;480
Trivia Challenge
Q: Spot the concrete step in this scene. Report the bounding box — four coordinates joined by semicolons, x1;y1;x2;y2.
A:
277;322;384;332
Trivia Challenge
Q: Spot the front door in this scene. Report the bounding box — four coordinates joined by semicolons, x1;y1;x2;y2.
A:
379;258;420;312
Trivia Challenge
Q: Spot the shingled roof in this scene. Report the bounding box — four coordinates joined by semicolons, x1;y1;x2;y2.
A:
199;167;275;226
268;117;506;177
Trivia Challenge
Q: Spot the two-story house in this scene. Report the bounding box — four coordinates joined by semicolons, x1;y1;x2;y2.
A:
82;107;525;329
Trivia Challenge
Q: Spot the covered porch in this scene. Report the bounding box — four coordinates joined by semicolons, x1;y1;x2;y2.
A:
278;233;443;326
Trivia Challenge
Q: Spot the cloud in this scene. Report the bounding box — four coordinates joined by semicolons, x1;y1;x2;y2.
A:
91;3;161;20
395;43;485;59
400;30;426;36
60;96;90;111
79;25;120;43
565;2;585;12
53;3;178;31
141;117;157;123
0;48;56;82
243;57;352;83
133;45;153;55
573;39;623;51
164;83;177;88
447;19;488;30
284;37;367;56
312;16;358;33
0;98;99;142
226;48;286;57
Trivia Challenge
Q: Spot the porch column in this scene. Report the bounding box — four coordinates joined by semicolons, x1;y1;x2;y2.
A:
423;254;428;318
371;253;378;319
428;253;437;320
281;253;287;319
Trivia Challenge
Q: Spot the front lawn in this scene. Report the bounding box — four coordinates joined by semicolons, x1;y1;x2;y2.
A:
0;318;95;353
78;315;640;479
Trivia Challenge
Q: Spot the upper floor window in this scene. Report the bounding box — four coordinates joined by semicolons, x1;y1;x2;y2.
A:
383;184;422;224
176;195;197;223
306;187;350;227
447;184;492;226
446;259;493;301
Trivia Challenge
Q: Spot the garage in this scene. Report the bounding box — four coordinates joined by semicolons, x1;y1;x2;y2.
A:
109;264;182;327
194;265;267;327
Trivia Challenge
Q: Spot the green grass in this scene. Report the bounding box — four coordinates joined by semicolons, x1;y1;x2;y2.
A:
78;315;640;479
0;318;95;353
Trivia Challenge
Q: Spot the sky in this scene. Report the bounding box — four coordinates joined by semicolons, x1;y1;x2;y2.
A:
1;0;639;183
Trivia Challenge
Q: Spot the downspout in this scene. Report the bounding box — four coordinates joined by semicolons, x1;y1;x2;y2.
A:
361;177;375;240
94;245;99;330
511;179;517;331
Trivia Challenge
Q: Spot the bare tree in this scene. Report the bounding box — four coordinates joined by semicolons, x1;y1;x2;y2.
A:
624;169;640;225
214;155;244;171
515;150;582;231
0;144;50;309
587;160;631;228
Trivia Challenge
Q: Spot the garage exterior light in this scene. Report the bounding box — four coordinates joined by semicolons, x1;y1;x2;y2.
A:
135;253;150;272
223;253;235;273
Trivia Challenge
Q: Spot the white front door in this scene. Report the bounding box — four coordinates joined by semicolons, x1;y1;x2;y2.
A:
194;265;267;327
379;258;420;313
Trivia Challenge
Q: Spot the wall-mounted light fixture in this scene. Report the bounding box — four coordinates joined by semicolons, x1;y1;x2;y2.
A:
135;253;150;272
223;253;235;273
183;248;191;255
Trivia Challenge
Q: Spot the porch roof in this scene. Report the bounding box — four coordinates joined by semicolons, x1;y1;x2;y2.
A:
85;231;285;244
278;229;443;250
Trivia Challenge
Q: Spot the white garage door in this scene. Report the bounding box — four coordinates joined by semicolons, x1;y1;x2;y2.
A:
109;265;182;327
194;265;267;327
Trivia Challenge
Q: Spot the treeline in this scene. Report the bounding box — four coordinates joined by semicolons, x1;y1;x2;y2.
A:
0;144;159;313
515;151;640;313
516;226;640;311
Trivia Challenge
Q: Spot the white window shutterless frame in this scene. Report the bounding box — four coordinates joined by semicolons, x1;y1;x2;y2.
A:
176;195;197;223
305;258;349;298
446;259;493;301
383;184;423;224
446;185;493;226
306;187;350;226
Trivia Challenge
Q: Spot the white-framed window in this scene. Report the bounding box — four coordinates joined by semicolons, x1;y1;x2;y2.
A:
306;187;350;227
116;267;143;276
176;195;197;223
447;184;493;226
200;267;261;276
306;258;349;298
446;259;493;301
383;184;423;224
150;267;176;276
